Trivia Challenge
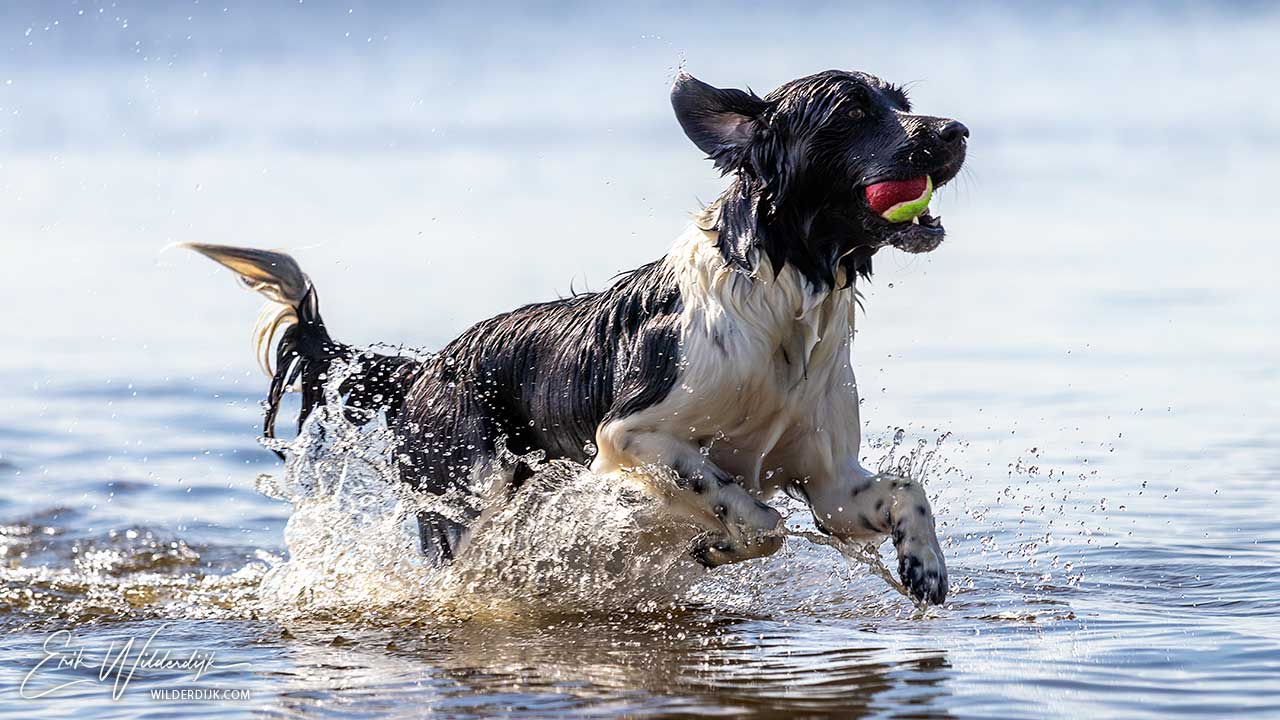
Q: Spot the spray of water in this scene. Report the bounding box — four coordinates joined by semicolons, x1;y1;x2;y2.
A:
248;358;928;622
250;362;704;622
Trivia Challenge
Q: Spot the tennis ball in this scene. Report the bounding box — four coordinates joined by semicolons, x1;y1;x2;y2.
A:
865;176;933;223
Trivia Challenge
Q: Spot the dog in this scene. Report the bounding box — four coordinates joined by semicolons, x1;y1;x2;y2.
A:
182;69;967;605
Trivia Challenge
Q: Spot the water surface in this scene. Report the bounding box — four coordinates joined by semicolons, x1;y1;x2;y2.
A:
1;2;1278;717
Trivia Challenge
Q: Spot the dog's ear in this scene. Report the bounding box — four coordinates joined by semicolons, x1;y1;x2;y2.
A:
671;72;768;171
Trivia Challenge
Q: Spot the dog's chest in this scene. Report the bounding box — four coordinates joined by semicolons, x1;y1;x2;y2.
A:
658;228;857;478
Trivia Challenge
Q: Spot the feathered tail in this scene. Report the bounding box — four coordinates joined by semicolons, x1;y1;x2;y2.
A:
180;243;342;456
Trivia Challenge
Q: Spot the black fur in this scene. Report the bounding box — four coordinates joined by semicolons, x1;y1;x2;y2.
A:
264;261;684;559
674;70;967;289
263;290;420;458
396;260;682;483
256;68;967;562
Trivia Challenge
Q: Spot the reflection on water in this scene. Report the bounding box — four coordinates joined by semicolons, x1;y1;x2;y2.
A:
2;0;1280;717
261;617;956;717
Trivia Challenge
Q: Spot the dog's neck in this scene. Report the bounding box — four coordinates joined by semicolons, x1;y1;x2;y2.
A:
695;173;876;292
664;221;857;386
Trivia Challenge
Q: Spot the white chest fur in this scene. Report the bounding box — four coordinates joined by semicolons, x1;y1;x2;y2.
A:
634;226;864;492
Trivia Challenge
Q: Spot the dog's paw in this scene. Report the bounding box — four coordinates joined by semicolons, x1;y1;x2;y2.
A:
716;494;784;536
895;533;948;605
689;531;784;568
689;483;783;567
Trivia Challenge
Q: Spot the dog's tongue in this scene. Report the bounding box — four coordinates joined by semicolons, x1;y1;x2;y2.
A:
865;176;930;217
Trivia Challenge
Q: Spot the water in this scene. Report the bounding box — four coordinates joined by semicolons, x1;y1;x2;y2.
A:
2;1;1279;717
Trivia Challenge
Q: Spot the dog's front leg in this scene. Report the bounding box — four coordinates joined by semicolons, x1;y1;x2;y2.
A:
793;461;948;604
591;422;783;567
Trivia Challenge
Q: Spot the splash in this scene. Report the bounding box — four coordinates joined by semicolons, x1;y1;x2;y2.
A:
252;360;711;622
249;358;927;622
0;359;983;628
0;366;947;628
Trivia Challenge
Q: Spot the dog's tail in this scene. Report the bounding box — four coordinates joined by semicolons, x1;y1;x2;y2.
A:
180;243;345;454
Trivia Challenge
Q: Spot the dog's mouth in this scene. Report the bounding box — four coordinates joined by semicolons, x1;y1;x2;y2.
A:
860;175;947;254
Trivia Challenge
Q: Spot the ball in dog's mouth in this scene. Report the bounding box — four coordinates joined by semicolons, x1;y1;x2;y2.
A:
864;175;945;254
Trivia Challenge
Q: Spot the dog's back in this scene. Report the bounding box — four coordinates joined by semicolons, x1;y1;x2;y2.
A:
182;243;688;562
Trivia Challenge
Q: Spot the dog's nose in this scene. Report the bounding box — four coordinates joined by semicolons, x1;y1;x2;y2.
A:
939;120;969;144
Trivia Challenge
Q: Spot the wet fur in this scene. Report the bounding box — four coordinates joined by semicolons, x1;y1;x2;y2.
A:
182;68;967;604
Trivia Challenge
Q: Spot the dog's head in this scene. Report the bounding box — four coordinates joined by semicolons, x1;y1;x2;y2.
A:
672;69;967;286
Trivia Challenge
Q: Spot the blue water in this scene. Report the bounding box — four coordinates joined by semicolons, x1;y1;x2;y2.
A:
1;1;1278;717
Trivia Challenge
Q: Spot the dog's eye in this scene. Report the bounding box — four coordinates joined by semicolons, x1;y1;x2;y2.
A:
847;107;865;121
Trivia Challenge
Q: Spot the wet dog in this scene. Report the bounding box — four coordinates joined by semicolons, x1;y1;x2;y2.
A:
183;69;967;604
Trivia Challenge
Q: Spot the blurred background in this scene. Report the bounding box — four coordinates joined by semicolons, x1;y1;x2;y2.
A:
1;2;1278;717
4;0;1277;526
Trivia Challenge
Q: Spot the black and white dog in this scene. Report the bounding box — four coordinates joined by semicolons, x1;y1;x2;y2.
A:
184;69;967;604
